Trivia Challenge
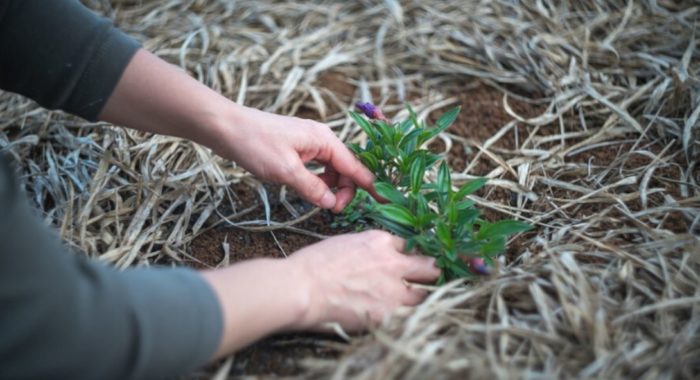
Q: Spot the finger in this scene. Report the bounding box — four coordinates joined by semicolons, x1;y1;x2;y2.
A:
308;125;379;200
332;175;356;213
288;166;336;209
326;137;375;191
389;234;406;252
400;285;429;306
401;256;441;283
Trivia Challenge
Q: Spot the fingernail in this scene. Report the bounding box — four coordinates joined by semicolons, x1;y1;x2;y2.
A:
320;191;336;209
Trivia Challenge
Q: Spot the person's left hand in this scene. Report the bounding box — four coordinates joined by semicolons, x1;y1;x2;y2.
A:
211;104;375;212
99;49;373;212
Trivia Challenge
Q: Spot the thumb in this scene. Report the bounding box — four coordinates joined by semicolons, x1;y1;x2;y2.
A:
289;166;336;209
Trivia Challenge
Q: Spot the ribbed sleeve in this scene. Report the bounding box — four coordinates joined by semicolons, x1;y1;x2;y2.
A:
0;155;223;380
0;0;140;120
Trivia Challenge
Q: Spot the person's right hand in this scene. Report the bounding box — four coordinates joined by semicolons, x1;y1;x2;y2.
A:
288;230;441;331
202;229;440;358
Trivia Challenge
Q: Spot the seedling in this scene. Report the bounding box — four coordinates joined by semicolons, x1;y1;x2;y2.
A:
343;102;532;284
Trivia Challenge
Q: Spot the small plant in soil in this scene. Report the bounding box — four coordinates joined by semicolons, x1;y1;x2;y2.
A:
341;102;532;284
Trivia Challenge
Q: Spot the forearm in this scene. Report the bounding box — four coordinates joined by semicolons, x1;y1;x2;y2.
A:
200;258;310;358
98;49;235;154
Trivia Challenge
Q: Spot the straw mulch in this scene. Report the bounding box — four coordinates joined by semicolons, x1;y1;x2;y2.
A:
1;0;698;379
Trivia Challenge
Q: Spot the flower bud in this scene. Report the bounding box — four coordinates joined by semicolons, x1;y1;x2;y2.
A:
468;258;491;276
355;102;387;121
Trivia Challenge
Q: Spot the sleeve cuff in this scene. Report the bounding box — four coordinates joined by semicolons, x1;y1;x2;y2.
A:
66;27;140;121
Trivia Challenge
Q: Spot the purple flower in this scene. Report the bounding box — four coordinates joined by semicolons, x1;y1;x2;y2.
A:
355;102;387;121
468;258;491;276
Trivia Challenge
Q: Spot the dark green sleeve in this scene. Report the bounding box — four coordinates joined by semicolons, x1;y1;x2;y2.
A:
0;0;140;121
0;155;223;379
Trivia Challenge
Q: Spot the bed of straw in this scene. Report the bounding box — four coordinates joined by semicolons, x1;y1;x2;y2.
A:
1;1;698;379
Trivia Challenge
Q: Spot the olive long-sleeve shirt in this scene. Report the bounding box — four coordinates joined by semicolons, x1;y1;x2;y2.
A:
0;1;223;379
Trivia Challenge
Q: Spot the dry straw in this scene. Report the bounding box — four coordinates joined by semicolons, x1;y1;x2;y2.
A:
0;0;698;379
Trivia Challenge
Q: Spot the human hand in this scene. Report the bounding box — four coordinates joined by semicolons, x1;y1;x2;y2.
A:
287;230;441;331
99;50;373;212
200;229;439;358
212;104;375;212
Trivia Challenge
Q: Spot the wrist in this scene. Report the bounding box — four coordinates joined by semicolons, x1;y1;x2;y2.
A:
200;257;312;357
200;101;262;163
191;100;241;157
284;256;317;330
265;257;312;332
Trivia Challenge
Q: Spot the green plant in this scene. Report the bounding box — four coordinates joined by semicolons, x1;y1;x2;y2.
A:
343;102;533;284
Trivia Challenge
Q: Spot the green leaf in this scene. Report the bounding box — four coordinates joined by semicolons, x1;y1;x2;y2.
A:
456;208;480;230
446;202;458;224
437;161;451;210
384;144;400;159
372;215;416;238
399;119;412;133
399;128;422;154
446;259;470;277
455;178;487;200
436;106;461;130
456;199;476;210
413;235;440;256
376;122;394;146
392;126;403;146
437;161;451;193
477;220;533;240
349;111;377;142
423;188;440;202
409;155;426;193
479;236;507;256
375;204;417;227
414;192;429;215
425;153;441;167
347;143;362;155
456;241;481;255
436;221;452;248
417;212;437;229
436;256;447;269
358;152;379;173
405;237;417;252
417;106;460;145
406;103;420;129
374;182;406;206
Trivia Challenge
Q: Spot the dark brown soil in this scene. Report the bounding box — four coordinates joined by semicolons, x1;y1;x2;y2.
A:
427;82;550;176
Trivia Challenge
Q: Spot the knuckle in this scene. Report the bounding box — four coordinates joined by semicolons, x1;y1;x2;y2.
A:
312;120;331;131
369;231;394;247
303;119;327;133
363;230;385;240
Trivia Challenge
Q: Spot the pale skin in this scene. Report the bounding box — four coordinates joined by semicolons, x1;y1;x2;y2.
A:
100;49;440;359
